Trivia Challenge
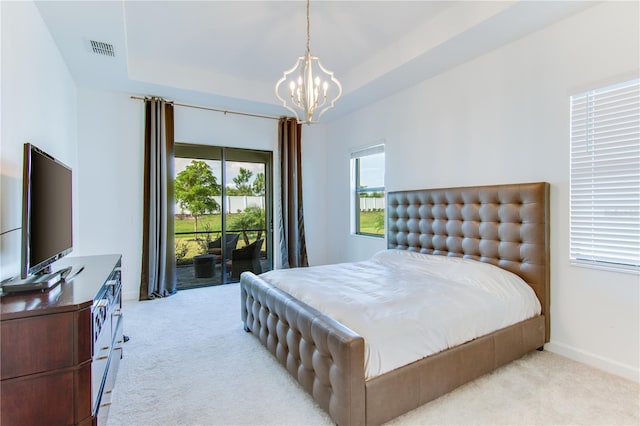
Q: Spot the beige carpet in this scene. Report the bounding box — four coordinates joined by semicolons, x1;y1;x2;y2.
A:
107;284;639;426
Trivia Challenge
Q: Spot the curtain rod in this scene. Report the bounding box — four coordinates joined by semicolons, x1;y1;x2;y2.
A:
130;95;282;121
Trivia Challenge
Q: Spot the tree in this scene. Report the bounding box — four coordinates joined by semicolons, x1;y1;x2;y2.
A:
229;206;265;245
252;172;265;196
227;167;253;196
174;160;221;238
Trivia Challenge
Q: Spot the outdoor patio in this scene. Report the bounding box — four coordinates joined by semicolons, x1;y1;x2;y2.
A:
176;257;270;291
176;263;228;290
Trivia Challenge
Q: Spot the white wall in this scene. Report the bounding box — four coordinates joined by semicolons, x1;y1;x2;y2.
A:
0;1;77;281
322;2;639;381
300;123;329;266
75;88;143;301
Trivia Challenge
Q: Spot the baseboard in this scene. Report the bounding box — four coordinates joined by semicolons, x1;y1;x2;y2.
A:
546;341;639;383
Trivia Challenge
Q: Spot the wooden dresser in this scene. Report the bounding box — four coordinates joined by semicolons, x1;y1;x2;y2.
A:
1;254;123;426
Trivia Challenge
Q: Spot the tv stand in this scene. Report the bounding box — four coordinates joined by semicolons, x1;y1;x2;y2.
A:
0;270;62;293
65;264;85;281
1;254;123;425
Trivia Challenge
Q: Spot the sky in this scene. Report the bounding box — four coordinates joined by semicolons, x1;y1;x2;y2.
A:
358;152;385;189
175;158;264;186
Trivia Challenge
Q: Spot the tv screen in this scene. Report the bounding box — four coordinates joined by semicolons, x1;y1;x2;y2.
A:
21;143;73;279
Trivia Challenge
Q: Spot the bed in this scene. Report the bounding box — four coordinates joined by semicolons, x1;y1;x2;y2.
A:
240;182;550;425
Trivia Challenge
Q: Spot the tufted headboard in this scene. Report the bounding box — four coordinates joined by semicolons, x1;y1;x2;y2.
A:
387;182;550;341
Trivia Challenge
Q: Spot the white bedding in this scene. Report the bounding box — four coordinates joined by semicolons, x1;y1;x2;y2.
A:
259;249;541;380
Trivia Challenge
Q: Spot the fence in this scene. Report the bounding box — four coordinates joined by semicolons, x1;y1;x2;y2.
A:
177;196;384;214
359;197;385;211
176;195;264;215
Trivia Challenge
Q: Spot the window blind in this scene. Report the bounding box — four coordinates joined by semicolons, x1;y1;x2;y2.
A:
350;143;385;159
570;78;640;271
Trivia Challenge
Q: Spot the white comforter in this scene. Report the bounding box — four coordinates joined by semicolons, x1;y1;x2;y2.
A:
259;250;541;380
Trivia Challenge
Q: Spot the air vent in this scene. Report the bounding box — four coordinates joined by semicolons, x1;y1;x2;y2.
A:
89;40;115;57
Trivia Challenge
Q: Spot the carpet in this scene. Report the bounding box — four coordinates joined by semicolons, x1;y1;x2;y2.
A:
106;284;639;426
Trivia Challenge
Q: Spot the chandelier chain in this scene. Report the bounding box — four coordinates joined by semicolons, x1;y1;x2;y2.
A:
306;0;311;54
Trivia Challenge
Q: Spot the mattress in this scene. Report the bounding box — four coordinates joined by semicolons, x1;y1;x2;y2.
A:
258;249;541;379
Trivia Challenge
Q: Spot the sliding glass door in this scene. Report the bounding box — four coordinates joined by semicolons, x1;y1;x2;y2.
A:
174;144;273;290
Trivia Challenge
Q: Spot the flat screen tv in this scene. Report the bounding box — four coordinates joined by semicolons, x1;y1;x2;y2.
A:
20;142;73;280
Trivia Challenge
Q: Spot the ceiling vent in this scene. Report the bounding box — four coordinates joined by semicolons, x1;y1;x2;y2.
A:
89;40;115;57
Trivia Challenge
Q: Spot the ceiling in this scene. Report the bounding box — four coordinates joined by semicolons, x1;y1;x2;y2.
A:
35;1;595;121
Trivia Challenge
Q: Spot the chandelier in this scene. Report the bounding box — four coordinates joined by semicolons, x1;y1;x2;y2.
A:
275;0;342;124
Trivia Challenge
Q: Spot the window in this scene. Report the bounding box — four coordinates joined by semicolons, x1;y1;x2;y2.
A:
570;78;640;272
351;144;385;237
174;144;273;288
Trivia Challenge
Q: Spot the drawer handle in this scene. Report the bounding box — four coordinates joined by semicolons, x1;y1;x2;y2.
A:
96;355;109;361
105;279;118;287
100;402;112;408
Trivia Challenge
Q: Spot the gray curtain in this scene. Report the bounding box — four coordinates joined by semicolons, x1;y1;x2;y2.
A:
139;97;177;300
278;117;308;268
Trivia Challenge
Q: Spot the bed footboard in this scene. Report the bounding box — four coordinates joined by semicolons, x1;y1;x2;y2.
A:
241;272;367;426
364;314;545;425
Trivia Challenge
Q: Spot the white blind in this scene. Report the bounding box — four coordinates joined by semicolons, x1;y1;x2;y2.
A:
350;143;385;159
570;78;640;270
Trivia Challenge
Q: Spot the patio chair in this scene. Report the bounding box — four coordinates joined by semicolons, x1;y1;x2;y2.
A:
208;233;240;264
227;239;263;280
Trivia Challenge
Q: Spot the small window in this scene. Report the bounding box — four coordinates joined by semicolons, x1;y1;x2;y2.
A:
569;78;640;272
351;144;385;237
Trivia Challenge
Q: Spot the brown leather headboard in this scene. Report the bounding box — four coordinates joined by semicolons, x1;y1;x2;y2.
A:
387;182;550;341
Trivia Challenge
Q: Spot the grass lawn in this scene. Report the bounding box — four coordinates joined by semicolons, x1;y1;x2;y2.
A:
175;214;225;237
175;213;261;261
359;210;385;236
174;210;385;261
